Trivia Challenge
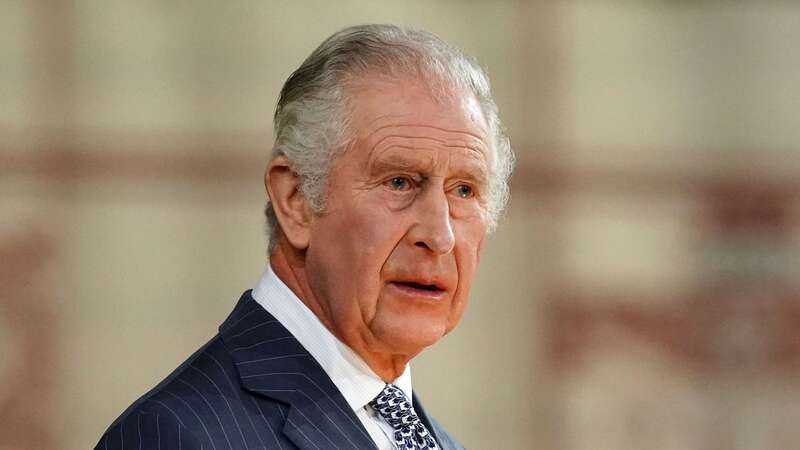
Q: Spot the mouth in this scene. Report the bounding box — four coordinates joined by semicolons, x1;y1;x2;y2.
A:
388;280;447;300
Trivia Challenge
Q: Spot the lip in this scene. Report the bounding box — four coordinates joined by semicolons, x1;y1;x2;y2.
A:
387;281;448;301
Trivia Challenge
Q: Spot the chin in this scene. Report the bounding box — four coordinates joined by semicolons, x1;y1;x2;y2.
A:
371;319;448;356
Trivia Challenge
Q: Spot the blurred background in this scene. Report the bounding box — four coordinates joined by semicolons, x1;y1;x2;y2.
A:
2;1;800;449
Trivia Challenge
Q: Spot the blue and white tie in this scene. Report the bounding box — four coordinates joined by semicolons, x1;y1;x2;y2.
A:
370;384;440;450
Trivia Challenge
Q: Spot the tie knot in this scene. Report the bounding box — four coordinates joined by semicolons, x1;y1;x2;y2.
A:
370;384;420;428
370;384;439;449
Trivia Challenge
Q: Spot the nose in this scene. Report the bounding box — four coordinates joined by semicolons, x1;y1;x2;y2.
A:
409;187;455;255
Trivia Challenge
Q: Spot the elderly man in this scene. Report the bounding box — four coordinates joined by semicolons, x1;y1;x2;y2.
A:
96;24;513;450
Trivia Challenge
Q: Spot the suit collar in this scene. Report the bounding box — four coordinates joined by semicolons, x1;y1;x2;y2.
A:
220;291;377;450
250;266;414;413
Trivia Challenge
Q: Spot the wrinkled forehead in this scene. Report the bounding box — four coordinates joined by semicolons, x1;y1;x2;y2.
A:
344;76;494;163
362;121;488;153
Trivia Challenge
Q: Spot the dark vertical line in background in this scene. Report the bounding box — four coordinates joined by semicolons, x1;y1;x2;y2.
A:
32;0;76;439
3;3;77;450
517;2;567;450
32;0;75;151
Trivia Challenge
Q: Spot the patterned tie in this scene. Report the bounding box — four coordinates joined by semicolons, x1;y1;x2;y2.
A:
370;384;440;450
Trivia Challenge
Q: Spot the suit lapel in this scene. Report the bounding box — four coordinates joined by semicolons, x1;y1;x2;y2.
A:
413;394;462;450
219;291;377;450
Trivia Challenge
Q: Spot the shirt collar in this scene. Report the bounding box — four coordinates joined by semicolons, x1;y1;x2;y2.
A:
251;265;413;411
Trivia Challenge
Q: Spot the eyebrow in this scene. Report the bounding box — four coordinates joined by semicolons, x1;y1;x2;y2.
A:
452;164;489;186
369;151;489;186
369;152;435;175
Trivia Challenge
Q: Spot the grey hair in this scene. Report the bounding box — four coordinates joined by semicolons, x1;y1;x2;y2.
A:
265;24;514;251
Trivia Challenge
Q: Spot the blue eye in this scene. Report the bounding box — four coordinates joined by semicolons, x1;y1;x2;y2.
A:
455;184;473;198
386;176;413;191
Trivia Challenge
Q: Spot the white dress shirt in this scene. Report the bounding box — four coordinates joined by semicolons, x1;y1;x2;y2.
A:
251;266;412;450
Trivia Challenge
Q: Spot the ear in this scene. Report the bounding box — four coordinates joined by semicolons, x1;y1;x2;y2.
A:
265;156;312;250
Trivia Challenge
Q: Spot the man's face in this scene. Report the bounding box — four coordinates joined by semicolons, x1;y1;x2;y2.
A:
304;77;492;357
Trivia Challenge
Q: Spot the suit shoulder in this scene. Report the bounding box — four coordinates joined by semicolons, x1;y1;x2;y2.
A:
97;335;236;447
95;398;204;449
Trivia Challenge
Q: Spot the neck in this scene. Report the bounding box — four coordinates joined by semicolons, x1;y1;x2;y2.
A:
269;240;411;382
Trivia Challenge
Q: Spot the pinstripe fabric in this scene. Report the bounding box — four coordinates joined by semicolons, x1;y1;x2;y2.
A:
95;291;464;450
251;266;413;448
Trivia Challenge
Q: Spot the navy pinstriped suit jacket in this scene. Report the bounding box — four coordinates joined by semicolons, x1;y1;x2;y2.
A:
96;291;464;450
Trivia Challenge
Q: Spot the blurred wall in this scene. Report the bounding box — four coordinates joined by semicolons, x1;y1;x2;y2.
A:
2;2;800;450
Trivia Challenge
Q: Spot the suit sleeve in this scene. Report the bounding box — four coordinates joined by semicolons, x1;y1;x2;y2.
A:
94;409;203;450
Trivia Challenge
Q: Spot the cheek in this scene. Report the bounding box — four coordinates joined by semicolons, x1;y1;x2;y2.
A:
311;200;413;309
450;218;488;303
348;206;410;265
315;198;398;259
455;216;488;264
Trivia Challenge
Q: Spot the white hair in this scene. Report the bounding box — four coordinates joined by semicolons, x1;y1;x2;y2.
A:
266;24;514;250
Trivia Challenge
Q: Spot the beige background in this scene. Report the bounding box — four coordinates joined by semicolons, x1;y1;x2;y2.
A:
2;2;800;449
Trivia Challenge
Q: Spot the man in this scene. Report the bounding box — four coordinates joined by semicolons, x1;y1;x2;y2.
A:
96;24;513;450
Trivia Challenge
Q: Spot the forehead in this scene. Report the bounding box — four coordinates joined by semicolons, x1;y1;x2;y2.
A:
346;77;492;162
